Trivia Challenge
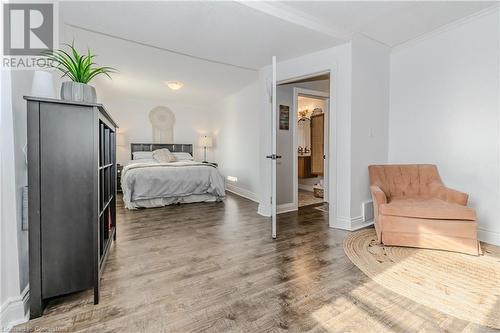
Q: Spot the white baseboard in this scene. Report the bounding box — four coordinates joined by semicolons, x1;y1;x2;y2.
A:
351;217;374;230
256;202;299;216
478;228;500;246
330;216;352;230
330;216;373;231
257;203;271;217
277;203;297;214
225;184;258;203
0;285;29;330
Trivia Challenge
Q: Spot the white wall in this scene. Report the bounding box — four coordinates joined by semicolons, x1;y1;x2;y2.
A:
258;43;353;225
99;93;215;165
213;80;260;201
389;9;500;245
350;35;391;219
258;40;390;231
0;68;29;329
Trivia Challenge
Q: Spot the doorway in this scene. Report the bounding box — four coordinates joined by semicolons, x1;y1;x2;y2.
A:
296;91;329;208
275;73;330;214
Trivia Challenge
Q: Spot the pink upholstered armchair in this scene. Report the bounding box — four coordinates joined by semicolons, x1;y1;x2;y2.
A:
368;164;481;255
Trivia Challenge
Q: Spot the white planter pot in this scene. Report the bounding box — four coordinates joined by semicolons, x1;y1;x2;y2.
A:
60;82;96;103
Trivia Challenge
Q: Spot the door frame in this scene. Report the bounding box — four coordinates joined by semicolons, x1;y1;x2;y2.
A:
292;88;330;211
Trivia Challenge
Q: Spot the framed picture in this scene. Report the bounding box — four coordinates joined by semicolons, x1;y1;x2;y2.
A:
279;105;290;130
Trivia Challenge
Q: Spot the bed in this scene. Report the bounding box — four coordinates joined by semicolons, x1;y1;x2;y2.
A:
121;143;225;209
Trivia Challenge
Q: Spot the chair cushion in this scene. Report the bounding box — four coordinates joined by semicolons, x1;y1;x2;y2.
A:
379;198;476;221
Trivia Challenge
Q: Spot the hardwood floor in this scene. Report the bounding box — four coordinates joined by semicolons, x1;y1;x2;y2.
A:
298;189;323;207
16;193;496;332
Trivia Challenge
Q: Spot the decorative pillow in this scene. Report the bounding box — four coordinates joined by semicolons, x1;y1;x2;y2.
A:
132;151;154;160
172;152;194;161
152;148;176;163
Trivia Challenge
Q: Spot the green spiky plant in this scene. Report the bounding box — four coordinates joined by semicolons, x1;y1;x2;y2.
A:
45;42;117;84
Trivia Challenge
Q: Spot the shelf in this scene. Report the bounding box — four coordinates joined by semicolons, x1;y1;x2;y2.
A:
97;118;116;288
99;196;114;217
99;226;115;269
99;163;113;170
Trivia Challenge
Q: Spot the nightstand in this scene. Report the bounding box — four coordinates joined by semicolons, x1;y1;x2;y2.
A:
117;164;123;192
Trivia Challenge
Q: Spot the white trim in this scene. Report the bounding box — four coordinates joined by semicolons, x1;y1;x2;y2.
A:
330;216;352;230
225;184;258;203
258;203;271;217
277;70;330;86
0;285;29;330
329;216;373;231
351;217;374;231
392;4;500;53
292;88;299;212
236;1;352;41
271;56;277;239
294;88;330;99
277;202;297;214
478;228;500;246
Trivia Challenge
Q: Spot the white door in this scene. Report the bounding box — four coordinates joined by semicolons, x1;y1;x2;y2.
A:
324;98;330;203
267;56;279;239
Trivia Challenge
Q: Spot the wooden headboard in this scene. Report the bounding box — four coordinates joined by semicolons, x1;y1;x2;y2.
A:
130;143;193;159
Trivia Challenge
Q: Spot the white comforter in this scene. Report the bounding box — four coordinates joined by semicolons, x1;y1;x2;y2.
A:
121;160;225;209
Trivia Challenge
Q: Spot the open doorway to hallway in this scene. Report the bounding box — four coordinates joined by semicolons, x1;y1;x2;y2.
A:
276;73;330;214
297;94;328;208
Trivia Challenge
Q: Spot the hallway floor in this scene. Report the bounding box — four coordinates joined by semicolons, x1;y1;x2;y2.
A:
298;189;323;207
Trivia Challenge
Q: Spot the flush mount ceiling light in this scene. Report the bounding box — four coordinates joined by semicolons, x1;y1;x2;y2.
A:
165;81;184;90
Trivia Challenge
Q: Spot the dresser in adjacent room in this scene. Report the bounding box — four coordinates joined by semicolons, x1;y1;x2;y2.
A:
25;96;118;319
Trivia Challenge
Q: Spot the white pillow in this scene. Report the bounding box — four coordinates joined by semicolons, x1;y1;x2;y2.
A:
126;159;156;166
152;148;176;163
132;151;153;160
172;152;194;161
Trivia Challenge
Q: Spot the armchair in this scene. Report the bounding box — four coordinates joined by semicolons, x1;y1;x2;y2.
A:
369;164;481;255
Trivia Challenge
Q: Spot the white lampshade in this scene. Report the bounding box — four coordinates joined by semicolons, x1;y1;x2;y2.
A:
116;132;126;146
31;71;56;98
199;135;213;148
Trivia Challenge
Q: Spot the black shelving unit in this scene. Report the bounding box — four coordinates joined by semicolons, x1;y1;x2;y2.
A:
98;121;116;269
25;96;118;319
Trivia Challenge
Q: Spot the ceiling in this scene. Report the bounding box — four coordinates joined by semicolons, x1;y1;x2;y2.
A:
60;24;258;105
276;1;496;47
59;1;342;71
59;1;497;104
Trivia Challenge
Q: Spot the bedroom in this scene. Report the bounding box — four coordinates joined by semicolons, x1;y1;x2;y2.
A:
1;1;500;332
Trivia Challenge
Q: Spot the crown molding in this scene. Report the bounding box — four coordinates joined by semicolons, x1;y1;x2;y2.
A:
392;4;500;54
236;1;352;42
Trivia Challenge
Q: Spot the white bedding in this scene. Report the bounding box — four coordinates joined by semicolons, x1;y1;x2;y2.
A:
121;160;225;209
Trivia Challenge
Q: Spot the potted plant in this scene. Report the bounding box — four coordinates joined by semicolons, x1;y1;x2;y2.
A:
45;42;116;103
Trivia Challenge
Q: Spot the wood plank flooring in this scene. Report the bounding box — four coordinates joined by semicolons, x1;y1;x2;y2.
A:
298;189;323;207
16;193;496;332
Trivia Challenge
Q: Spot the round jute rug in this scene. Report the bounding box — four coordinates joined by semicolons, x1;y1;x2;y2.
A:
343;228;500;329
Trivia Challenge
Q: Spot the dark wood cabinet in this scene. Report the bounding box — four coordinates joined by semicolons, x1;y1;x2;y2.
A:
298;156;312;178
25;96;118;319
311;113;324;176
